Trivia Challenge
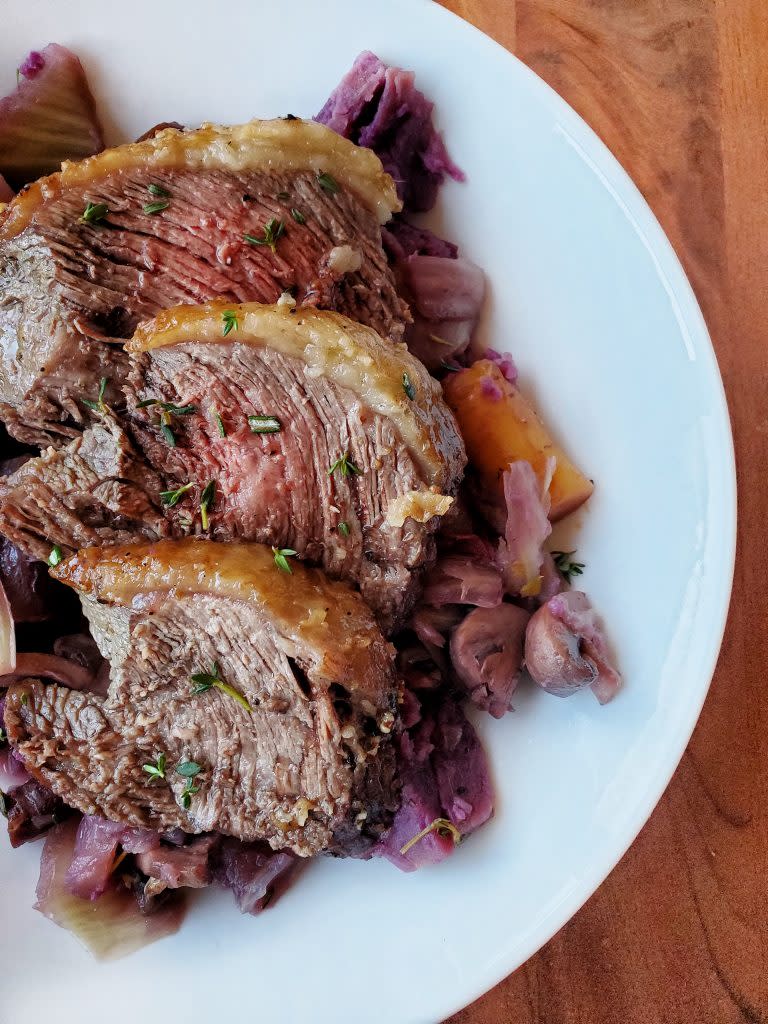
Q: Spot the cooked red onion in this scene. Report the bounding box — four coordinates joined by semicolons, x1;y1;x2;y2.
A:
0;653;94;690
400;255;486;370
496;460;552;598
0;744;30;790
65;816;127;900
36;818;185;960
0;578;15;674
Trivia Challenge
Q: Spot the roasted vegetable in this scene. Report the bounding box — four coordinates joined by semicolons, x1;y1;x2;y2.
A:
0;44;104;190
443;360;593;521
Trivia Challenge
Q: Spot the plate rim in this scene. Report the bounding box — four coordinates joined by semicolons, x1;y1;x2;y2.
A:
428;2;737;1016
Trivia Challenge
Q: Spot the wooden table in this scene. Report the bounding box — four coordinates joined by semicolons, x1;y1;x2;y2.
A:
438;2;768;1021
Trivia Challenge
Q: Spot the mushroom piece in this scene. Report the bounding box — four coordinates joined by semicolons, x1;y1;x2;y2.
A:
449;603;531;718
524;591;621;703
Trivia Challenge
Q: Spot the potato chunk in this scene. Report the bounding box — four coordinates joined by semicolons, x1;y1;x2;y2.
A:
443;360;593;521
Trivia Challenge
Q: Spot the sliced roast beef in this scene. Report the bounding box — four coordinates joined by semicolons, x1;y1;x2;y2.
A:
4;540;401;857
0;303;466;633
0;119;406;446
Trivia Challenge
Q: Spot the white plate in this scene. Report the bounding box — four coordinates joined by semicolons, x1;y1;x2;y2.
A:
0;2;736;1021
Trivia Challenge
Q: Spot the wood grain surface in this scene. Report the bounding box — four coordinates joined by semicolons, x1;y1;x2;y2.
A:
437;2;768;1022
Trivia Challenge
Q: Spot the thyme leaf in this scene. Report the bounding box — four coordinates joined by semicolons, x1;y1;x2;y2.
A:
79;201;109;225
328;452;361;478
143;200;169;215
159;482;193;507
244;217;285;252
82;376;108;412
551;550;585;584
272;546;297;574
316;172;339;195
199;480;215;530
142;753;167;781
222;310;238;337
191;662;253;713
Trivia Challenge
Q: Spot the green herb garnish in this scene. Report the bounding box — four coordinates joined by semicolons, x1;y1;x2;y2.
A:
136;399;197;416
142;753;167;782
272;546;297;574
137;399;196;446
328;452;361;478
159;482;194;508
199;480;215;530
191;662;252;713
176;760;203;804
244;217;285;252
337;521;350;537
0;727;7;745
143;200;169;215
552;550;585;584
48;545;63;567
180;784;200;810
290;207;306;224
147;183;171;198
248;414;281;434
222;310;238;337
402;372;416;400
0;789;7;818
82;376;108;412
79;201;109;225
276;191;290;201
399;817;461;856
212;407;226;437
316;172;339;195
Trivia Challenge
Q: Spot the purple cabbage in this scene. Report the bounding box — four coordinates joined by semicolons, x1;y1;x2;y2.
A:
378;700;493;871
213;838;299;914
316;50;463;213
432;701;494;834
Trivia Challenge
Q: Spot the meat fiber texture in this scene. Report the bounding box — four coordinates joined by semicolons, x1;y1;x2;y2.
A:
5;540;401;859
0;303;466;635
0;121;407;446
